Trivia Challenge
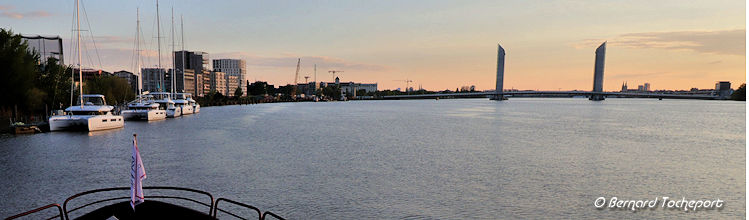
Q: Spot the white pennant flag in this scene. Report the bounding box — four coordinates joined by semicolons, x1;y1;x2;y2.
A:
131;134;147;210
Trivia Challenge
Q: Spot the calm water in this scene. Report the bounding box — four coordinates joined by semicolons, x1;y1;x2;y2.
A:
0;98;745;219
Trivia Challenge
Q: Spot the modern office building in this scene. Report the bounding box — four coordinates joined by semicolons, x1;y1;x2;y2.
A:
206;71;226;95
226;75;239;96
175;51;209;96
141;68;166;93
213;59;247;95
643;83;651;91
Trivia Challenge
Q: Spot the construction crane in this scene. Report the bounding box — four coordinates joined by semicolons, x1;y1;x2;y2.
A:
393;79;414;94
291;58;300;99
328;70;344;79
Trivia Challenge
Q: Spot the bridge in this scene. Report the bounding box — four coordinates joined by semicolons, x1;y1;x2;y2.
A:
383;91;719;100
383;42;724;101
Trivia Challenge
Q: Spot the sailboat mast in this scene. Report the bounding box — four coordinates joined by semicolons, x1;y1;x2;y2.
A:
171;7;176;97
181;15;185;94
136;8;142;96
156;0;162;92
76;0;83;107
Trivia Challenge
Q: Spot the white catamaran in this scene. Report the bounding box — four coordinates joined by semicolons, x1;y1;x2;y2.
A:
122;9;167;121
152;92;181;118
48;0;124;132
174;93;194;115
122;94;167;121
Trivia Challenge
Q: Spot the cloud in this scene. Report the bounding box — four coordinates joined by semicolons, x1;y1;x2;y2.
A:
212;52;390;72
574;29;745;56
0;5;52;19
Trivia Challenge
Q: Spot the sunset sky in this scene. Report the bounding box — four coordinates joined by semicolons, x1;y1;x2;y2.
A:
2;0;745;91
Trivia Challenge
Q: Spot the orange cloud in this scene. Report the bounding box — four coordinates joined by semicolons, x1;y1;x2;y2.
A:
575;29;746;56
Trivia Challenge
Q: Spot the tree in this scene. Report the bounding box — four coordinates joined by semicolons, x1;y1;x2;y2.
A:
356;89;367;97
321;85;341;100
0;28;41;112
732;83;745;101
37;57;72;109
234;86;243;97
85;75;135;105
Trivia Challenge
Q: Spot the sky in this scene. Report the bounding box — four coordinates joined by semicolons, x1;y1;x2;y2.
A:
1;0;745;91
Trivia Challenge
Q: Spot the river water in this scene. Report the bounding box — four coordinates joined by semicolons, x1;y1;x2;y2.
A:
0;98;745;219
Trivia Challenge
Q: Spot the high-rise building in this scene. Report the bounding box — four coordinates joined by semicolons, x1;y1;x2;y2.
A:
141;68;166;92
643;83;650;91
226;75;239;96
175;51;209;96
213;59;247;95
207;71;226;95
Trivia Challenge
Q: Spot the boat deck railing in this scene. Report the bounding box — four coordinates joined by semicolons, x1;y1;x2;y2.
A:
5;186;285;220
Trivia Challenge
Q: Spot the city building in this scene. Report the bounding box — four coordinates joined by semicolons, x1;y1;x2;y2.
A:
175;51;209;96
715;81;732;98
213;59;247;95
141;68;166;93
643;83;651;91
113;70;139;94
200;70;209;96
319;77;377;98
226;75;239;96
206;71;226;95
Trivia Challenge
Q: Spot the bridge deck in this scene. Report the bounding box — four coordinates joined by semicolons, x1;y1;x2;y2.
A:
382;91;718;100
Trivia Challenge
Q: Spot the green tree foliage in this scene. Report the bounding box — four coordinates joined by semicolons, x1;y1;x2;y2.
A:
234;86;243;97
277;84;295;99
248;81;275;96
356;89;367;97
0;28;41;112
731;83;745;101
321;85;341;100
85;75;135;105
37;57;72;109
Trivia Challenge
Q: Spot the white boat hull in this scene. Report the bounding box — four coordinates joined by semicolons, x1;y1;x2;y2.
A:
122;109;167;121
167;107;182;118
193;104;200;113
181;105;194;115
49;115;124;131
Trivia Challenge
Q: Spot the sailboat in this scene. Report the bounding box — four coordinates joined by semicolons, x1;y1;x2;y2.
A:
152;0;181;118
181;15;200;114
48;0;124;132
170;9;193;115
122;8;167;121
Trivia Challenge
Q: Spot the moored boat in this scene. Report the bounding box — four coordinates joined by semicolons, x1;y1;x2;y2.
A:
174;93;194;115
48;95;124;132
122;94;167;121
152;92;181;118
